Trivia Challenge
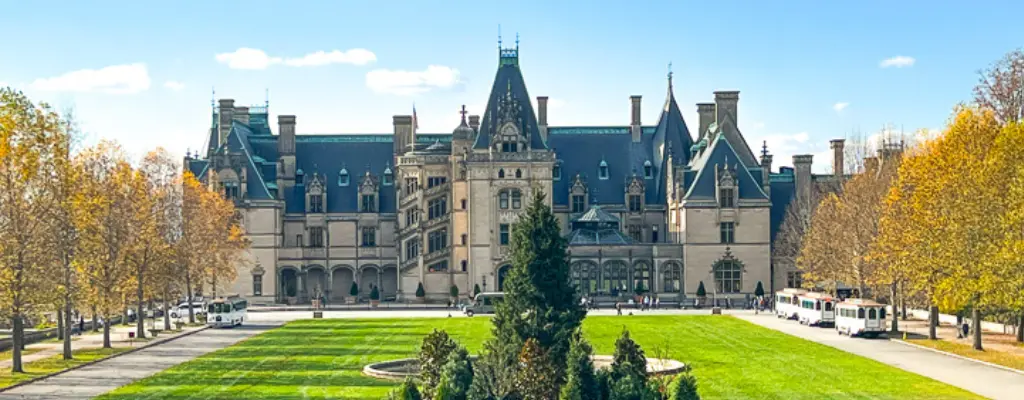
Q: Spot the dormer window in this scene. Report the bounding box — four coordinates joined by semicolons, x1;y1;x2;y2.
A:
552;162;562;181
310;194;323;213
643;160;653;179
383;166;393;186
598;160;609;180
719;188;735;208
296;169;305;185
718;164;737;208
501;142;518;153
338;168;350;186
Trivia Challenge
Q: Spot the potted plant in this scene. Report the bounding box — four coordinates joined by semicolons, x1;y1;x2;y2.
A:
473;284;482;298
696;281;707;309
370;286;381;307
348;282;359;304
754;281;765;299
415;282;426;303
449;285;460;305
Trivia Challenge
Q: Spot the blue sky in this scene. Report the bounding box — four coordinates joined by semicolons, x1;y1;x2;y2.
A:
2;0;1022;172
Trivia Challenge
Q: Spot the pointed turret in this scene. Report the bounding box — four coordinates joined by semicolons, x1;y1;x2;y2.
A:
472;38;547;151
651;67;695;196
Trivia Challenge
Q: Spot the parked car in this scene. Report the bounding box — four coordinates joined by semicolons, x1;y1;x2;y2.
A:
169;302;206;319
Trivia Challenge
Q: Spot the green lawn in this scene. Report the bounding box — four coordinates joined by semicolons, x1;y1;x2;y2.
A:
99;316;979;400
908;338;1024;372
1;347;130;388
0;347;43;363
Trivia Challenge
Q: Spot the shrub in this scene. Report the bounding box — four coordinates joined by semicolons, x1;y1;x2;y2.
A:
349;282;359;297
634;282;647;295
370;286;380;301
416;282;426;298
419;329;459;397
515;338;559;400
668;370;700;400
388;378;423;400
612;329;647;383
435;346;474;400
754;281;765;298
450;285;459;299
562;331;600;400
696;281;706;298
473;284;482;297
596;368;612;400
609;372;659;400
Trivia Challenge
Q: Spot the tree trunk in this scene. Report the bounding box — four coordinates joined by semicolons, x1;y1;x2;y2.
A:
63;298;73;360
928;305;939;340
57;309;65;341
11;315;24;373
1017;312;1024;343
890;283;899;333
92;307;98;332
972;307;983;351
136;270;146;339
163;285;171;331
102;318;112;349
185;270;195;324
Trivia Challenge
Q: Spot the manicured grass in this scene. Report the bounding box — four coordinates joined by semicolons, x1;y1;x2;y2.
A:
0;347;130;388
908;338;1024;371
0;347;43;363
100;316;979;400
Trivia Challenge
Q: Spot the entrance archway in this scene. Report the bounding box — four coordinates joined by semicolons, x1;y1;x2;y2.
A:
381;265;398;299
280;268;298;298
331;266;354;301
360;266;381;295
306;266;326;299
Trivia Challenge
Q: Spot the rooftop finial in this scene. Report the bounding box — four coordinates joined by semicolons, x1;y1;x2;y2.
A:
211;87;215;111
498;24;502;50
668;62;673;85
761;140;769;158
516;32;520;49
459;104;468;124
265;88;269;108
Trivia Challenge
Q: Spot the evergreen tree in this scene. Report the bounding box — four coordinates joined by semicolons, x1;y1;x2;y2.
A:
489;191;585;386
436;347;474;400
450;285;460;299
754;281;765;298
389;378;423;400
668;371;700;400
608;373;659;400
595;368;612;400
349;282;359;297
416;282;426;298
563;331;600;400
370;286;380;301
419;329;459;397
696;282;706;298
473;284;482;297
612;329;647;383
515;338;559;400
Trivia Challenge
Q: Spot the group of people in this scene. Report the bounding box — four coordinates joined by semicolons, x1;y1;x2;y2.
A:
752;296;773;314
311;286;328;310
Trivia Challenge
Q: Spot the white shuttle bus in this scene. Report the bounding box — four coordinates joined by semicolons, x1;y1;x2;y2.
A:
774;288;807;320
835;299;886;338
796;292;836;327
207;295;248;328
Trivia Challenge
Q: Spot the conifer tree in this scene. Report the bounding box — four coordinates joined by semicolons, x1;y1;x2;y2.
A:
612;329;647;383
436;346;474;400
515;338;559;400
562;331;600;400
667;370;700;400
389;378;423;400
419;329;459;397
696;282;706;298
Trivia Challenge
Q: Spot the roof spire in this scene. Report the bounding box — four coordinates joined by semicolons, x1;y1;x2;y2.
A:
668;62;673;88
761;140;770;158
265;88;269;108
459;104;468;124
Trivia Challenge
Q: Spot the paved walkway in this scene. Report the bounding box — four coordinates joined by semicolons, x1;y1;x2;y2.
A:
0;324;202;369
0;323;277;400
736;313;1024;400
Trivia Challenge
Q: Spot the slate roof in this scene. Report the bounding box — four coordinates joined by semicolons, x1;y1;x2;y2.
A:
567;205;634;245
650;79;695;196
769;179;796;243
683;133;769;202
549;128;660;206
472;50;547;150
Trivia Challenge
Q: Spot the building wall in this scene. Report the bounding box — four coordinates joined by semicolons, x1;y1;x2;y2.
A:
682;206;771;297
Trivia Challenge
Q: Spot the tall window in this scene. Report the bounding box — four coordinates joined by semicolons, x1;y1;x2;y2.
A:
599;162;609;180
511;190;522;209
714;260;742;294
428;198;447;219
719;187;734;208
461;199;467;209
571;263;598;295
428;176;447;188
553;163;562;180
383;169;393;186
361;194;376;212
310;194;323;213
663;263;682;293
405;238;420;261
499;224;510;245
602;262;628;293
498;169;505;178
651;225;659;242
643;161;653;179
628;225;642;242
572;195;586;213
428;260;449;273
461;234;467;245
428;229;448;253
253;275;263;296
295;234;303;247
406;207;419;227
499;191;509;209
515;169;522;178
361;227;376;247
309;227;324;248
628;195;642;212
720;222;735;244
460;260;467;272
223;183;240;200
787;271;803;288
405;178;418;194
296;170;305;185
338;170;349;186
633;263;652;292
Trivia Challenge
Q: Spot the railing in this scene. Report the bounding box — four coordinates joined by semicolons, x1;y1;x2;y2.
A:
467;151;556;163
399;189;421;208
423;213;451;231
423;246;451;265
423;182;449;198
401;256;419;272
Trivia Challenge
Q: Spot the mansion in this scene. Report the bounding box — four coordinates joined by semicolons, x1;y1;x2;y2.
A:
185;45;846;305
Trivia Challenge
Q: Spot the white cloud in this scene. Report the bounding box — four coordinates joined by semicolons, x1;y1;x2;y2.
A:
283;49;376;67
30;63;150;94
880;56;915;68
751;121;766;130
163;81;184;91
215;47;377;70
548;98;567;109
215;48;282;70
833;102;849;112
365;65;461;95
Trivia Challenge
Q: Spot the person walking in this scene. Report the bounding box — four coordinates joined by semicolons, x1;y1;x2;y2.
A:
616;302;623;315
78;315;85;336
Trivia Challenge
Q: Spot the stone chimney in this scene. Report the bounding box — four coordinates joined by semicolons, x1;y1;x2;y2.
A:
233;106;250;125
713;91;740;125
469;115;480;134
217;99;235;148
830;139;845;178
697;103;716;138
630;95;642;143
793;154;814;209
393;115;414;155
276;115;297;194
537;96;549;143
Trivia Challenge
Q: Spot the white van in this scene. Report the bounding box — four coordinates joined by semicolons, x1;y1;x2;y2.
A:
835;299;887;338
796;292;836;327
774;288;807;320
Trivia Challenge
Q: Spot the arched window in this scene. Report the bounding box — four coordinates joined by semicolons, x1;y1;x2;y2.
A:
868;308;877;319
382;166;393;186
643;160;653;179
714;260;742;294
498;169;505;178
857;308;865;319
338;168;349;186
296;169;305;185
879;307;886;319
515;169;522;178
662;263;682;293
511;190;522;209
602;262;628;294
633;262;652;293
499;191;509;209
571;262;598;295
598;160;609;180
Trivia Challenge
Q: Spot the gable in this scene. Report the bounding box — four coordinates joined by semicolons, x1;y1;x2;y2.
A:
683;134;769;202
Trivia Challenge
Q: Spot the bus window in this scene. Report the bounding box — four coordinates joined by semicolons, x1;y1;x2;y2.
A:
869;308;877;319
857;308;865;319
815;301;821;311
879;307;886;319
825;302;833;312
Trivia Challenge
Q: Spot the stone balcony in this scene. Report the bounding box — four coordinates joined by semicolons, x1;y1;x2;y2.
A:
302;247;326;259
423;246;451;265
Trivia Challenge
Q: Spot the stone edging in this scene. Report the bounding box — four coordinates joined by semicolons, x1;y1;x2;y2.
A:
892;339;1024;376
0;326;211;394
